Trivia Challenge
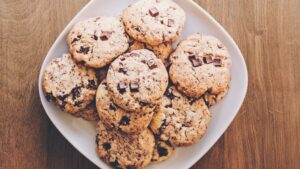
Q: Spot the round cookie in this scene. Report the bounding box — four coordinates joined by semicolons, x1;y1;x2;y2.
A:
127;36;173;64
96;121;155;169
106;49;168;112
74;101;99;121
67;16;129;68
122;0;186;46
150;86;211;146
96;80;155;134
169;34;232;98
203;87;229;107
42;54;98;114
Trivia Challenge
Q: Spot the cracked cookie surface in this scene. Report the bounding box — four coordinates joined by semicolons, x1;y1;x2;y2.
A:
106;49;168;112
96;80;155;134
42;54;98;114
170;34;232;98
150;86;211;146
122;0;186;46
96;121;155;169
67;16;129;68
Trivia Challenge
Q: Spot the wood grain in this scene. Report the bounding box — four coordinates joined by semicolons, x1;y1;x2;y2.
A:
0;0;299;169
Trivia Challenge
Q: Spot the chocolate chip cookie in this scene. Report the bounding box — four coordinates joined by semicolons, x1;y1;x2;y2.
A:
96;121;155;169
127;36;173;64
169;34;232;98
67;16;129;68
150;86;211;146
122;0;186;46
42;54;98;114
96;80;155;134
106;49;168;112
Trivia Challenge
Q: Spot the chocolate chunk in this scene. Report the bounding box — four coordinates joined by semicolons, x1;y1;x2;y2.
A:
58;94;68;101
87;80;97;89
188;55;202;67
78;46;90;54
165;104;172;108
74;101;82;107
45;93;55;102
120;116;130;126
149;7;159;17
93;35;98;40
134;26;141;32
213;58;222;67
130;81;139;92
147;60;157;69
118;67;127;74
167;19;175;27
203;54;213;64
139;101;149;107
72;87;81;100
157;146;168;157
110;160;121;169
117;82;126;94
71;35;81;43
100;31;112;41
60;100;67;108
204;94;216;107
72;38;79;43
102;142;111;150
109;103;117;111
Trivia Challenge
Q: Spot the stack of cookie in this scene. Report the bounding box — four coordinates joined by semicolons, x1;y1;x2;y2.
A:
42;0;232;168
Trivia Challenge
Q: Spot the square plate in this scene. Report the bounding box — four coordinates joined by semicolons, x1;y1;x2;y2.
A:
38;0;248;168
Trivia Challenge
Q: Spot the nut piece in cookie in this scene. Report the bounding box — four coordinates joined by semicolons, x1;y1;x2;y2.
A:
169;34;232;98
106;49;168;112
150;86;212;146
67;16;129;68
96;80;155;134
122;0;186;46
96;121;155;169
42;53;98;114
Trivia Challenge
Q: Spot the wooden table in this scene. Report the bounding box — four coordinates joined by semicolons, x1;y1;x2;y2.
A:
0;0;299;168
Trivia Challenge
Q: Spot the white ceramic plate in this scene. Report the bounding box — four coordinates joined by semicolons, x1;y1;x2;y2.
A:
38;0;248;168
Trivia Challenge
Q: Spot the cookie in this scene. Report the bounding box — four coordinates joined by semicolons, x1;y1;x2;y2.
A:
42;54;98;114
128;36;173;64
169;34;232;98
96;121;155;169
74;101;99;121
67;16;129;68
122;0;186;46
106;49;168;112
203;86;229;107
150;86;211;146
96;80;155;134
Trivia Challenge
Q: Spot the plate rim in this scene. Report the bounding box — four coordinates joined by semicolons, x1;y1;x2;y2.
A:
38;0;249;168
